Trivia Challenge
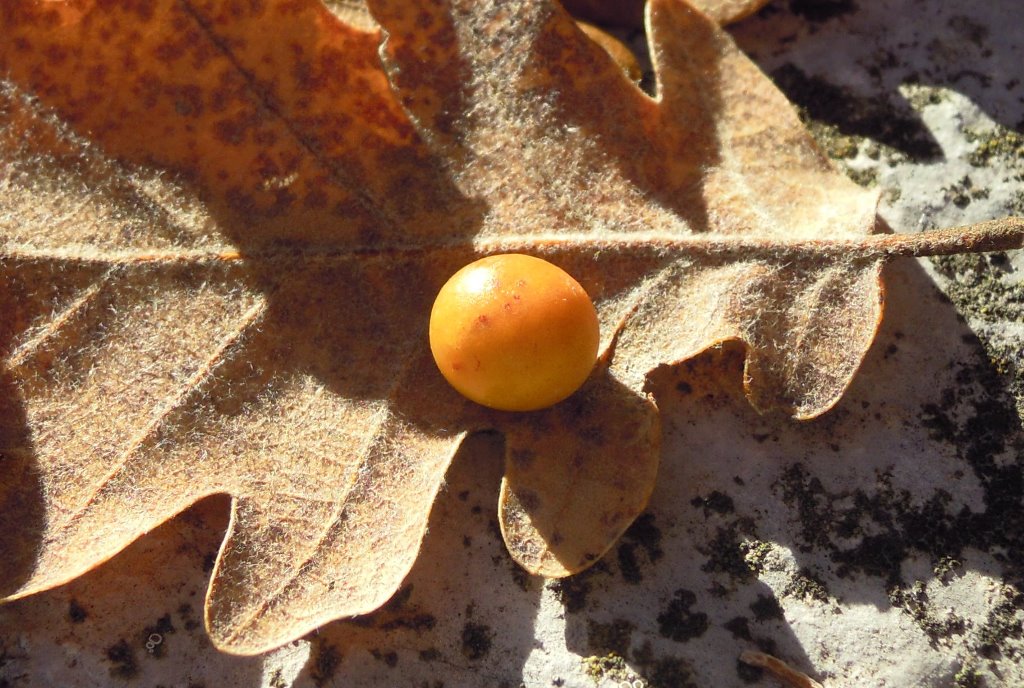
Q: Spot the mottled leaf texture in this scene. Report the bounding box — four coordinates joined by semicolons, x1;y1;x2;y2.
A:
0;0;1021;657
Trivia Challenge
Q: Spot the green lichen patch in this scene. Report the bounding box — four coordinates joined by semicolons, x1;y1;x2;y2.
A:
901;83;948;113
771;63;942;162
844;165;879;188
889;580;967;645
966;126;1024;168
581;652;641;685
976;587;1024;660
942;175;991;209
699;520;762;584
772;337;1024;659
931;252;1024;413
953;662;983;688
783;568;833;604
934;555;965;583
932;253;1024;324
742;540;777;576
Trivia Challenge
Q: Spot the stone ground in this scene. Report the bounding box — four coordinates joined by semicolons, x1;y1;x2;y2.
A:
2;0;1023;686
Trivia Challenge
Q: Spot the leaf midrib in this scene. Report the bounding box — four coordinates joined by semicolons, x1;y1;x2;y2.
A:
4;218;1022;269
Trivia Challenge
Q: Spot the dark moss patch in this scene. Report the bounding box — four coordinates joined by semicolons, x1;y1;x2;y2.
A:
947;15;989;46
623;513;664;560
105;639;138;679
460;622;493;660
646;656;698;688
656;589;709;642
549;562;610;613
690;491;735;516
370;649;399;667
419;648;441;662
771;64;941;161
750;594;785;622
178;603;201;632
68;599;87;623
616;513;664;584
724;616;752;640
617;542;644;584
381;585;414;612
142;614;175;658
148;614;175;635
507;561;533;591
700;524;758;581
789;0;856;22
378;612;437;633
586;618;635;656
736;657;765;683
310;641;342;687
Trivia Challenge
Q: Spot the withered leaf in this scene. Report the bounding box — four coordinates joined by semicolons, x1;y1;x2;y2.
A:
0;0;1021;657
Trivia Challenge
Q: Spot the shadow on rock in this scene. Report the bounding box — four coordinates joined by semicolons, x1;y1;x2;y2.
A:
308;431;543;687
562;257;1024;684
734;0;1024;161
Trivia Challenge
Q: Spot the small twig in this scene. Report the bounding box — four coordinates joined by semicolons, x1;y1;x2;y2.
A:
740;650;824;688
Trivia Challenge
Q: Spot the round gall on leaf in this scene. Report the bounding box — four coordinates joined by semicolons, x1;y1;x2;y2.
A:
429;254;601;411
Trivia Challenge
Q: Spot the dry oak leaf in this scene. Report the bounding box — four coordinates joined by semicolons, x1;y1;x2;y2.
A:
0;0;1020;657
0;0;655;656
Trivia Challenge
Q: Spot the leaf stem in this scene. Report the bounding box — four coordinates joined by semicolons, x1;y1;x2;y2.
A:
739;650;824;688
2;217;1021;266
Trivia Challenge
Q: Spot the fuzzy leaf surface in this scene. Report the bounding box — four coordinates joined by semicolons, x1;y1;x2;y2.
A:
2;0;1016;656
